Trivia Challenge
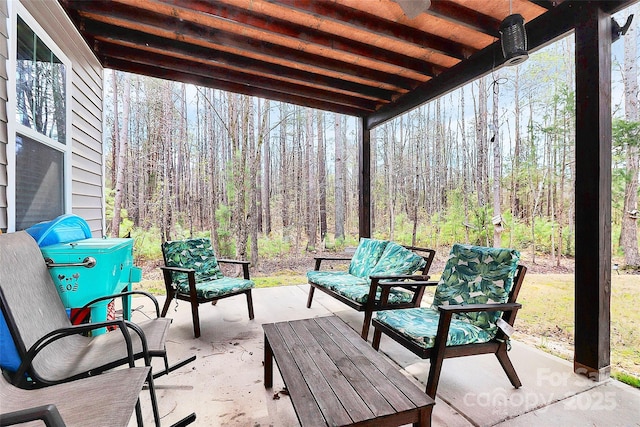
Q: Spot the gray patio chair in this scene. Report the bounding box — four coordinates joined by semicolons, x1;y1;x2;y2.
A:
0;231;196;427
0;366;149;427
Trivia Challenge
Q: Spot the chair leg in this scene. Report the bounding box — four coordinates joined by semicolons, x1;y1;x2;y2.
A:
146;370;162;427
135;398;143;426
361;310;373;340
495;342;522;388
306;286;315;308
160;293;174;317
426;352;445;399
190;299;201;338
426;326;450;398
372;328;382;350
246;290;255;320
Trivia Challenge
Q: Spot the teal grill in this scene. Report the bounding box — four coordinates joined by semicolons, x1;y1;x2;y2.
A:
40;238;142;334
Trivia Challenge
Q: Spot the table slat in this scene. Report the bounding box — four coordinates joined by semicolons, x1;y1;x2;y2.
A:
263;323;326;427
263;316;434;427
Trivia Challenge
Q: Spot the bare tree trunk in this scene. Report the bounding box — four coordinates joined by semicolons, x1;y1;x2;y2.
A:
317;112;327;246
491;76;502;247
306;109;318;251
250;99;268;267
161;81;174;243
476;76;489;207
528;92;537;264
207;88;221;254
111;71;124;237
512;68;523;219
383;123;395;240
549;100;558;265
456;89;470;243
280;103;291;242
621;11;640;267
110;70;119;190
411;121;419;246
260;103;272;236
294;108;303;253
111;72;130;238
334;113;345;241
235;95;250;261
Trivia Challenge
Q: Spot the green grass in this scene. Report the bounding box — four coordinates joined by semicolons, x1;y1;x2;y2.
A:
254;274;306;288
516;274;640;387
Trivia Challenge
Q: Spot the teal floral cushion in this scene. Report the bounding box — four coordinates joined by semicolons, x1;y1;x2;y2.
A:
333;284;414;305
348;238;389;278
307;271;368;290
431;244;520;333
369;242;427;278
162;238;224;287
178;277;254;299
375;307;494;349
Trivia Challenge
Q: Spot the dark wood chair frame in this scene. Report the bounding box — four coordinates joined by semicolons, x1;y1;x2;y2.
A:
372;265;527;399
307;245;436;339
160;260;255;338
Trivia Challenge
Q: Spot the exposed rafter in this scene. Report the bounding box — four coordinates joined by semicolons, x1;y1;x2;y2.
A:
60;0;596;123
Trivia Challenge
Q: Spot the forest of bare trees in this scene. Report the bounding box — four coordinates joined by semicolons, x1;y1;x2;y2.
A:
105;15;640;269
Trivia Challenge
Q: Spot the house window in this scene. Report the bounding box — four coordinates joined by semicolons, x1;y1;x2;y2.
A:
14;14;69;230
14;134;64;230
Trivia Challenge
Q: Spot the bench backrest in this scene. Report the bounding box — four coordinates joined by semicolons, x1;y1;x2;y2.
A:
431;244;520;333
347;238;388;278
162;238;224;286
348;238;428;280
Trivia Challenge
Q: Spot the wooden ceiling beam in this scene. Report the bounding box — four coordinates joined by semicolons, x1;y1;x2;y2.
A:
163;0;443;78
97;40;382;111
63;0;432;85
104;0;437;79
87;21;400;102
424;0;502;37
104;57;369;117
276;0;474;60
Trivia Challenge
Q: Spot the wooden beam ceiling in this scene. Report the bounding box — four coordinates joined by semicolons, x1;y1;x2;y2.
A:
58;0;636;126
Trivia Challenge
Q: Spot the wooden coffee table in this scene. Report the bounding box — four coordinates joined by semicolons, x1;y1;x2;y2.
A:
263;316;434;427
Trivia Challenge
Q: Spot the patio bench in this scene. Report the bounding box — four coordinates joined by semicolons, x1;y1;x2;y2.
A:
306;238;435;338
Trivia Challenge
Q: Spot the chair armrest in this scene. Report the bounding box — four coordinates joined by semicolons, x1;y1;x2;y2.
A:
0;404;65;427
314;256;353;261
365;275;432;308
437;302;522;314
370;274;432;283
429;303;523;355
160;265;195;274
217;259;251;280
79;290;161;318
217;259;250;266
312;256;352;271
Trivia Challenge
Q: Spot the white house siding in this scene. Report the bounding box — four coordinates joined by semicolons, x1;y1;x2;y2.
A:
17;0;105;234
0;1;8;232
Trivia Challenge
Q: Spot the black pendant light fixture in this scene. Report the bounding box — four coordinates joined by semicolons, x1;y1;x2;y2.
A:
499;1;528;66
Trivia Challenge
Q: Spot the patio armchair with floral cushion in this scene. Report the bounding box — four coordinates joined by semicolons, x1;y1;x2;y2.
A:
306;238;436;339
371;243;527;399
160;238;255;338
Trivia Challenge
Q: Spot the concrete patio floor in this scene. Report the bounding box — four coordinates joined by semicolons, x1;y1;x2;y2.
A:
129;285;640;427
